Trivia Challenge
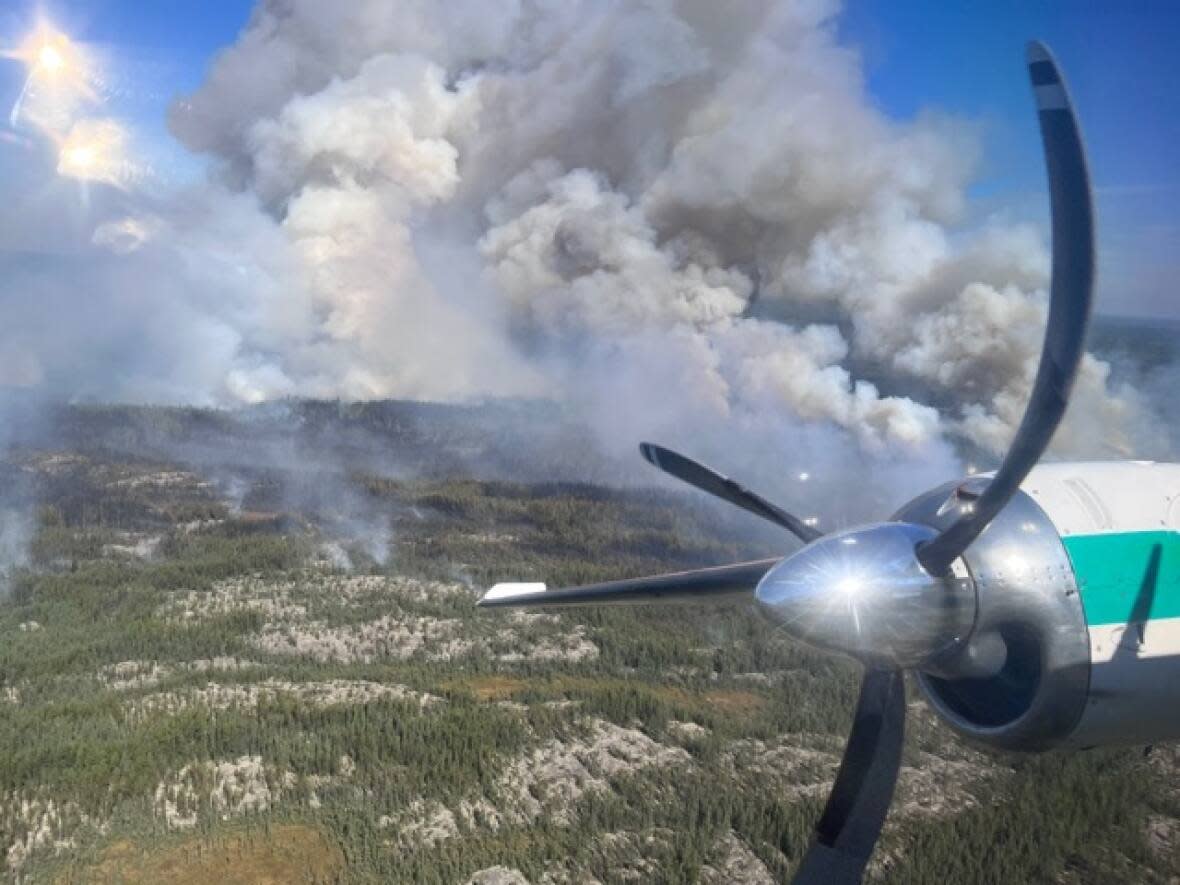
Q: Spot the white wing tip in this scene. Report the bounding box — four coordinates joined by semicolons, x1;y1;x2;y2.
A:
480;582;548;605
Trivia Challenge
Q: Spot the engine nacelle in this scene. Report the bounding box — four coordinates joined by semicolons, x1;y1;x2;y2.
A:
897;461;1180;752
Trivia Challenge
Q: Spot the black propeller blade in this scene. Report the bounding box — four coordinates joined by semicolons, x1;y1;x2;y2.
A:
480;41;1093;885
792;669;906;884
918;41;1094;577
640;442;822;544
477;558;779;608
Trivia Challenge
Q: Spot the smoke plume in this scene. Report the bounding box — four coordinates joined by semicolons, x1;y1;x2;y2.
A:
1;0;1171;524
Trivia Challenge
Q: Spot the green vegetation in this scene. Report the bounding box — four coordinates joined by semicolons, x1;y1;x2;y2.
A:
0;403;1176;883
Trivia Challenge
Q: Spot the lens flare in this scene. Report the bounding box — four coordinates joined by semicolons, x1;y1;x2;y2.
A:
836;575;864;597
7;23;87;84
2;22;145;188
4;22;99;133
36;43;65;73
61;144;94;170
56;119;130;186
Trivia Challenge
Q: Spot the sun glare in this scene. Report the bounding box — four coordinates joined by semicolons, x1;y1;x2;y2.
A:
56;119;129;186
62;144;94;170
1;21;142;187
4;22;100;135
835;575;864;597
14;25;80;80
36;42;66;73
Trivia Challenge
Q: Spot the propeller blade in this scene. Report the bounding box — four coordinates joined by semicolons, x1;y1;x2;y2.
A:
918;41;1094;576
640;442;822;544
791;669;906;885
477;558;778;608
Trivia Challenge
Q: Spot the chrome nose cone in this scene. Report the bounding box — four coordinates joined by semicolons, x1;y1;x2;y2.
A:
755;522;976;668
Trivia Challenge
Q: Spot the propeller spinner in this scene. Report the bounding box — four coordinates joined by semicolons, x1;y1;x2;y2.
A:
479;41;1094;885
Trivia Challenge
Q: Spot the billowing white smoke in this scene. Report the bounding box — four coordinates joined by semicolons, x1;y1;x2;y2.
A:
1;0;1168;521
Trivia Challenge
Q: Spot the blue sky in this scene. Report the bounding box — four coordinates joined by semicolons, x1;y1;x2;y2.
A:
841;1;1180;318
0;1;255;186
0;0;1177;317
1;1;253;91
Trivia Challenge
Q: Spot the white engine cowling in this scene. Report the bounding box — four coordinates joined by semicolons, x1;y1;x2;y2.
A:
898;461;1180;751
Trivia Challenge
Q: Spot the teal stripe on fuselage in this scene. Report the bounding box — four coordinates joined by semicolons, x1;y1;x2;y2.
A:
1062;531;1180;626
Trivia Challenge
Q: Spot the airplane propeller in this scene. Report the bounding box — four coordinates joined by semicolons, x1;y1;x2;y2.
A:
479;42;1094;885
639;442;822;543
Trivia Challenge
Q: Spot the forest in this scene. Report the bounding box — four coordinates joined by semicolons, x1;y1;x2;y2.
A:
0;400;1176;883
